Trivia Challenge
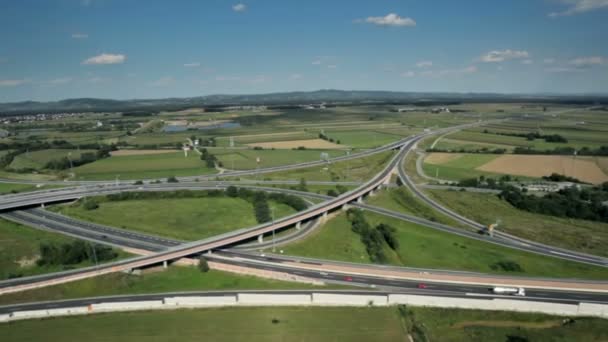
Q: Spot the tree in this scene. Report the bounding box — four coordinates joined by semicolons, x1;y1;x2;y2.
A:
297;178;308;191
167;176;179;183
327;189;338;197
83;199;99;210
226;185;239;197
198;256;210;272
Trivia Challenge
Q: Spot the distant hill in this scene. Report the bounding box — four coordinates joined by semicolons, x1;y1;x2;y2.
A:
1;90;607;115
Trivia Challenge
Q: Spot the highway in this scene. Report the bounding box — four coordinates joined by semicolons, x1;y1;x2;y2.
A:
1;121;606;298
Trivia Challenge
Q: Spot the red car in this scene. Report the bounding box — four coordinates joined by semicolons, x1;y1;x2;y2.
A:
344;276;353;282
417;283;428;289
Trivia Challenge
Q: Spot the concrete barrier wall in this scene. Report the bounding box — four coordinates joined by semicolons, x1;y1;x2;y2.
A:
91;300;165;312
238;293;312;306
312;293;388;306
2;293;607;323
164;296;237;307
578;302;608;317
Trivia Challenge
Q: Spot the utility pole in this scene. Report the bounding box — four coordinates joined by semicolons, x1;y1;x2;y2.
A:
115;174;120;186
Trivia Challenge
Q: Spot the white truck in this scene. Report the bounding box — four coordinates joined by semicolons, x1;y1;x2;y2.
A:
492;287;526;296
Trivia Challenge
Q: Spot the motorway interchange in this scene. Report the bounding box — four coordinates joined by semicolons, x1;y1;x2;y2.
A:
1;123;608;314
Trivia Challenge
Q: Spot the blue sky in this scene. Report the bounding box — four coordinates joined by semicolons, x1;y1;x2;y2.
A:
0;0;607;102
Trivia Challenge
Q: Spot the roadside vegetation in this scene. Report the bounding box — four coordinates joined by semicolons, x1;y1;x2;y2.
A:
425;189;608;257
0;266;334;306
0;218;126;281
282;210;608;279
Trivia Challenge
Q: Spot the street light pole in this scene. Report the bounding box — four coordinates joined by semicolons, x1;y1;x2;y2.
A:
271;206;276;253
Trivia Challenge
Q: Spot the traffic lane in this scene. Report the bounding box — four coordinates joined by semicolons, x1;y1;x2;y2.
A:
207;255;608;304
26;208;182;248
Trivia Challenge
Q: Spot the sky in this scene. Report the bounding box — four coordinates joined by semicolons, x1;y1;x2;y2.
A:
0;0;607;102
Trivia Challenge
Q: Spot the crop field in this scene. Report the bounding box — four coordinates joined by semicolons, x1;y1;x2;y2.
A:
110;149;179;156
0;218;127;281
53;197;295;241
121;132;193;146
422;153;503;181
214;148;346;170
245;150;395;182
320;130;403;148
478;154;608;184
425;189;608;256
282;210;608;279
12;130;126;145
71;151;215;180
9;149;97;171
246;138;343;149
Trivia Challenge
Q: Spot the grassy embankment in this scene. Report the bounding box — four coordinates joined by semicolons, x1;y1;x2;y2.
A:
2;306;606;342
424;189;608;257
0;266;334;306
0;218;128;281
281;207;608;279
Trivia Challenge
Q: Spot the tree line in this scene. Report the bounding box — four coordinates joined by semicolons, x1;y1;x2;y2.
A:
37;240;118;267
482;129;568;143
347;208;399;263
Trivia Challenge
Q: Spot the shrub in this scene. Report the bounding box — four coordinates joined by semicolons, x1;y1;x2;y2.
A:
198;256;210;272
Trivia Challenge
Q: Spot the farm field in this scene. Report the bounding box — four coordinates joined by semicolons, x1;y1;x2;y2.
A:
246;138;343;149
0;266;332;306
243;151;395;182
8;149;97;171
71;151;216;180
0;218;128;281
478;154;608;184
320;129;403;148
52;197;295;241
110;149;179;156
214;148;346;170
422;153;505;181
424;189;608;257
282;210;608;279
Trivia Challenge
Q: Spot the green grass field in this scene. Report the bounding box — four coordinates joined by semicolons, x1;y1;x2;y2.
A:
425;189;608;257
53;197;295;241
1;306;406;342
320;129;403;148
0;266;332;306
0;183;37;194
71;152;216;180
282;210;608;279
422;153;503;181
4;305;606;342
0;218;128;281
8;149;97;171
214;148;346;170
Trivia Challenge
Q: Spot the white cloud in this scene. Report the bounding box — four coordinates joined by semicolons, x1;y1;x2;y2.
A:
289;73;303;80
88;77;108;83
543;58;556;64
183;62;200;67
311;60;322;65
359;13;416;27
0;79;29;87
400;71;415;78
327;64;337;69
549;0;608;17
480;50;529;63
416;61;433;68
522;59;534;65
71;33;88;39
232;3;246;12
568;56;605;67
249;75;269;84
82;53;126;65
148;76;175;87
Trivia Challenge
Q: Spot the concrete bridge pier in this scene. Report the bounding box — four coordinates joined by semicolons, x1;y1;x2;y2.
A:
162;260;168;269
342;204;350;211
295;221;301;230
357;196;363;204
258;234;264;243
